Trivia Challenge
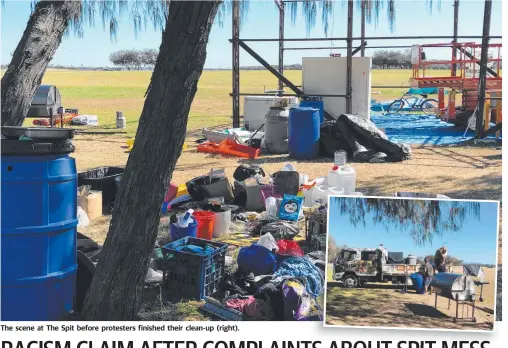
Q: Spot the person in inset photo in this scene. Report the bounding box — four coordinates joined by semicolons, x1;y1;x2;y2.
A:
434;246;448;273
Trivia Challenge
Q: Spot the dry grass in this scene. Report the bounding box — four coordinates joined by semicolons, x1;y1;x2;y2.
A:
10;68;425;136
325;268;497;331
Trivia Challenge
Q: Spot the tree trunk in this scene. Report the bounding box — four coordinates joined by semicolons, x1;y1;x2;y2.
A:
81;0;220;321
1;0;82;126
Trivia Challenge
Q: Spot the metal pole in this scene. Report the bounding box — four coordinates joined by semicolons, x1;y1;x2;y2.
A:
346;0;353;113
452;0;459;76
285;45;414;50
476;0;492;138
232;0;240;128
278;1;285;92
361;0;366;57
237;40;304;95
236;35;501;42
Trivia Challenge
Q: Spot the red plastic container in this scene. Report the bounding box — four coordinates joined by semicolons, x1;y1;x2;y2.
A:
193;211;216;240
164;182;178;203
197;139;260;159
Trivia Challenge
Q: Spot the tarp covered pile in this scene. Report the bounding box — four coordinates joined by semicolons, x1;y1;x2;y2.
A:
320;114;412;163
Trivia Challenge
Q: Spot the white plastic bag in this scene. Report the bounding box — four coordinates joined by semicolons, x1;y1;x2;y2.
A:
77;206;89;228
282;162;296;171
145;268;163;283
258;232;279;252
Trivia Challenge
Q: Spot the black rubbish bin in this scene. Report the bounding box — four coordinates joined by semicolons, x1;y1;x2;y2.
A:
78;166;124;214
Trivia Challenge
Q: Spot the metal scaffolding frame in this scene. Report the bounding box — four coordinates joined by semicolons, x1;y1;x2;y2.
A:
230;0;501;138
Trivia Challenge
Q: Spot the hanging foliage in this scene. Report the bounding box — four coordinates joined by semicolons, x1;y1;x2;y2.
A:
330;197;481;246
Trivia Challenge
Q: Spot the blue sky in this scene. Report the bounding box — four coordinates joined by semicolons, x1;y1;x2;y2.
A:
328;197;499;264
0;0;503;68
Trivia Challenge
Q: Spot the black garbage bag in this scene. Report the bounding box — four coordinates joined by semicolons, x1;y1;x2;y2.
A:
319;120;348;158
319;114;411;163
233;164;265;182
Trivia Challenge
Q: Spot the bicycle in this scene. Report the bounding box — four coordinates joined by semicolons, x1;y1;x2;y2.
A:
386;91;439;115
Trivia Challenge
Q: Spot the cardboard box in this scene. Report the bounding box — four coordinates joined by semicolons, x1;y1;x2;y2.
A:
78;190;103;222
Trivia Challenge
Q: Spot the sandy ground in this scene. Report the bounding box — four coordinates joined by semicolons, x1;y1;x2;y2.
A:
325;268;496;331
74;134;502;201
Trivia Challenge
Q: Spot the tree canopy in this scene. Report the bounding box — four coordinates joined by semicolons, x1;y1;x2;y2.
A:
12;1;443;41
109;48;158;70
331;197;481;246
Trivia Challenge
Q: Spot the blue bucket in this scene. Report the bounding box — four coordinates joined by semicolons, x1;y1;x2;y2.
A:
170;218;198;241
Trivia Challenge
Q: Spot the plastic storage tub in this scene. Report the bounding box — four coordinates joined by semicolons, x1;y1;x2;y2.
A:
161;237;228;300
78;166;124;214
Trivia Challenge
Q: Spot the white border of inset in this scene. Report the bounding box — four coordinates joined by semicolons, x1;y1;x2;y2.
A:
323;194;500;333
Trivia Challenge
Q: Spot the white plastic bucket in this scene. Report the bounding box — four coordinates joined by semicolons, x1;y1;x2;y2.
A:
213;209;232;238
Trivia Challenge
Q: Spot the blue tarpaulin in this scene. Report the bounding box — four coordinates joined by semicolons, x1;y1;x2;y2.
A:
370;112;500;146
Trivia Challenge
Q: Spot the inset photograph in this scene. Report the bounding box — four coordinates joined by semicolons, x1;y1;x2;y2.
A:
324;196;499;331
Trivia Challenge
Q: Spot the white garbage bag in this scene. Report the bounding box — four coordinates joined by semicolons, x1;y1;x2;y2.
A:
145;268;163;283
77;206;89;228
258;232;279;252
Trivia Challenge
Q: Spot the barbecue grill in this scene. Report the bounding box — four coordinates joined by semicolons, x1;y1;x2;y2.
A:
463;264;489;302
26;85;63;127
431;273;476;323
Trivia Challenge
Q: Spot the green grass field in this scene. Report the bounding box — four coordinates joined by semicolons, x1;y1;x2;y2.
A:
19;68;419;135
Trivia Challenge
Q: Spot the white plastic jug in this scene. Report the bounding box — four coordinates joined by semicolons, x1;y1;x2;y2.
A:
328;186;345;197
313;185;329;204
327;166;340;188
337;165;356;194
303;187;314;207
213;209;232;238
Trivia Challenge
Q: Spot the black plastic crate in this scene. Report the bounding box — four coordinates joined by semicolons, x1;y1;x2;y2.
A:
161;237;228;301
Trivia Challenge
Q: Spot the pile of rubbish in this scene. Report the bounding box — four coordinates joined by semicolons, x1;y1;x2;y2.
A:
139;160;367;321
197;101;411;163
32;109;99;127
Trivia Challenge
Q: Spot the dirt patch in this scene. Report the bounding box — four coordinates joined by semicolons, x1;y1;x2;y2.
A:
325;268;497;331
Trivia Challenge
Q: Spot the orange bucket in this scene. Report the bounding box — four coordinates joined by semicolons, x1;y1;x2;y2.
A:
193;211;216;240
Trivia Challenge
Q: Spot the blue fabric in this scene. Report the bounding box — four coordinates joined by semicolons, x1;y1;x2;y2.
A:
175;244;215;255
271;257;324;298
370;113;500;145
237;244;278;275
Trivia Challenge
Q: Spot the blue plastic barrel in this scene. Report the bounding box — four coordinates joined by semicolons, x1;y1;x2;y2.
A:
288;107;321;160
410;273;425;294
1;134;77;320
300;100;324;124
